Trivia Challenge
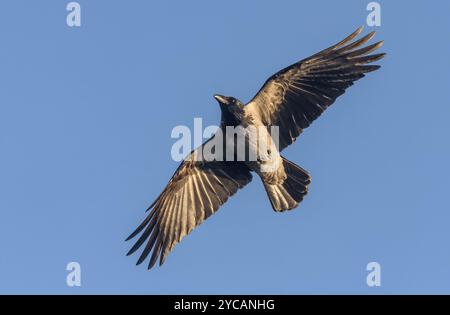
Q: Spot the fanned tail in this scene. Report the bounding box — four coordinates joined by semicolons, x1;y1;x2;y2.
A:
263;157;311;211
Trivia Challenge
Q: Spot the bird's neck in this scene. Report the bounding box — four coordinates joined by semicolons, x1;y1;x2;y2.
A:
220;105;246;127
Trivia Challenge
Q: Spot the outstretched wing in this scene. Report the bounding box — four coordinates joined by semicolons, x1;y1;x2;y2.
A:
126;147;252;269
246;26;385;151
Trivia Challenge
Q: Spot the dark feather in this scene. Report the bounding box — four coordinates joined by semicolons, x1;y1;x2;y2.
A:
246;26;385;151
126;146;252;269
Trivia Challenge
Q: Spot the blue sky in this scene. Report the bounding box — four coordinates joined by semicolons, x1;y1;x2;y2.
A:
1;1;449;294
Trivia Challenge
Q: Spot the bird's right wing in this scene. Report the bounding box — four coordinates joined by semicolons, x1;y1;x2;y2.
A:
246;26;385;151
126;148;252;269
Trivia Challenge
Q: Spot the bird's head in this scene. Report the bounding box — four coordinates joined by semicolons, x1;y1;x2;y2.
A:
214;94;243;109
214;94;245;125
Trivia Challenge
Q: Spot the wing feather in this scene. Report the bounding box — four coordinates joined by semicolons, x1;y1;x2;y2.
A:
246;27;385;151
127;147;252;269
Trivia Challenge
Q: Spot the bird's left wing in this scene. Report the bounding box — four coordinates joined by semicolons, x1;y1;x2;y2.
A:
246;26;385;151
126;149;252;269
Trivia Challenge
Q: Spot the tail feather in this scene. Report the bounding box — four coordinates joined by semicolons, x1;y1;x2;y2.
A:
263;157;311;212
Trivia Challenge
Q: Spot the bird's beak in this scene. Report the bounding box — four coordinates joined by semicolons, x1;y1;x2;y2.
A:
214;94;227;104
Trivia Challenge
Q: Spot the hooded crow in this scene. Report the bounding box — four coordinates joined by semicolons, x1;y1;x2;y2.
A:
127;26;385;269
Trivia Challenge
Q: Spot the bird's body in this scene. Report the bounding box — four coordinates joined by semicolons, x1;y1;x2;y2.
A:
127;27;385;269
215;101;282;181
219;99;286;185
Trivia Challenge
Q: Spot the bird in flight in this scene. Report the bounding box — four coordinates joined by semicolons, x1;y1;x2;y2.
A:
126;26;385;269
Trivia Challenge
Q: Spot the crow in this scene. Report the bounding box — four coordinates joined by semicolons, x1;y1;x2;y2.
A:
126;26;385;269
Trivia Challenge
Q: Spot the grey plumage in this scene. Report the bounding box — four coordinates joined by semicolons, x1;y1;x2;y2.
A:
127;26;384;269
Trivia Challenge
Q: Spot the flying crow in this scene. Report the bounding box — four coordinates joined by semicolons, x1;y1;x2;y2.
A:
127;26;385;269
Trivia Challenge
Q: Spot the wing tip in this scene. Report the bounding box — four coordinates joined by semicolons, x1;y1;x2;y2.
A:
125;234;134;242
366;31;376;41
364;64;382;73
354;25;364;36
373;40;384;49
136;254;147;266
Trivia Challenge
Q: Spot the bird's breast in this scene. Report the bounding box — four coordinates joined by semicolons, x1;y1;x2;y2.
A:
222;123;281;172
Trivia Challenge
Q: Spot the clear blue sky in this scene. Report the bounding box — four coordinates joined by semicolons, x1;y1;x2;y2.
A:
1;1;449;294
